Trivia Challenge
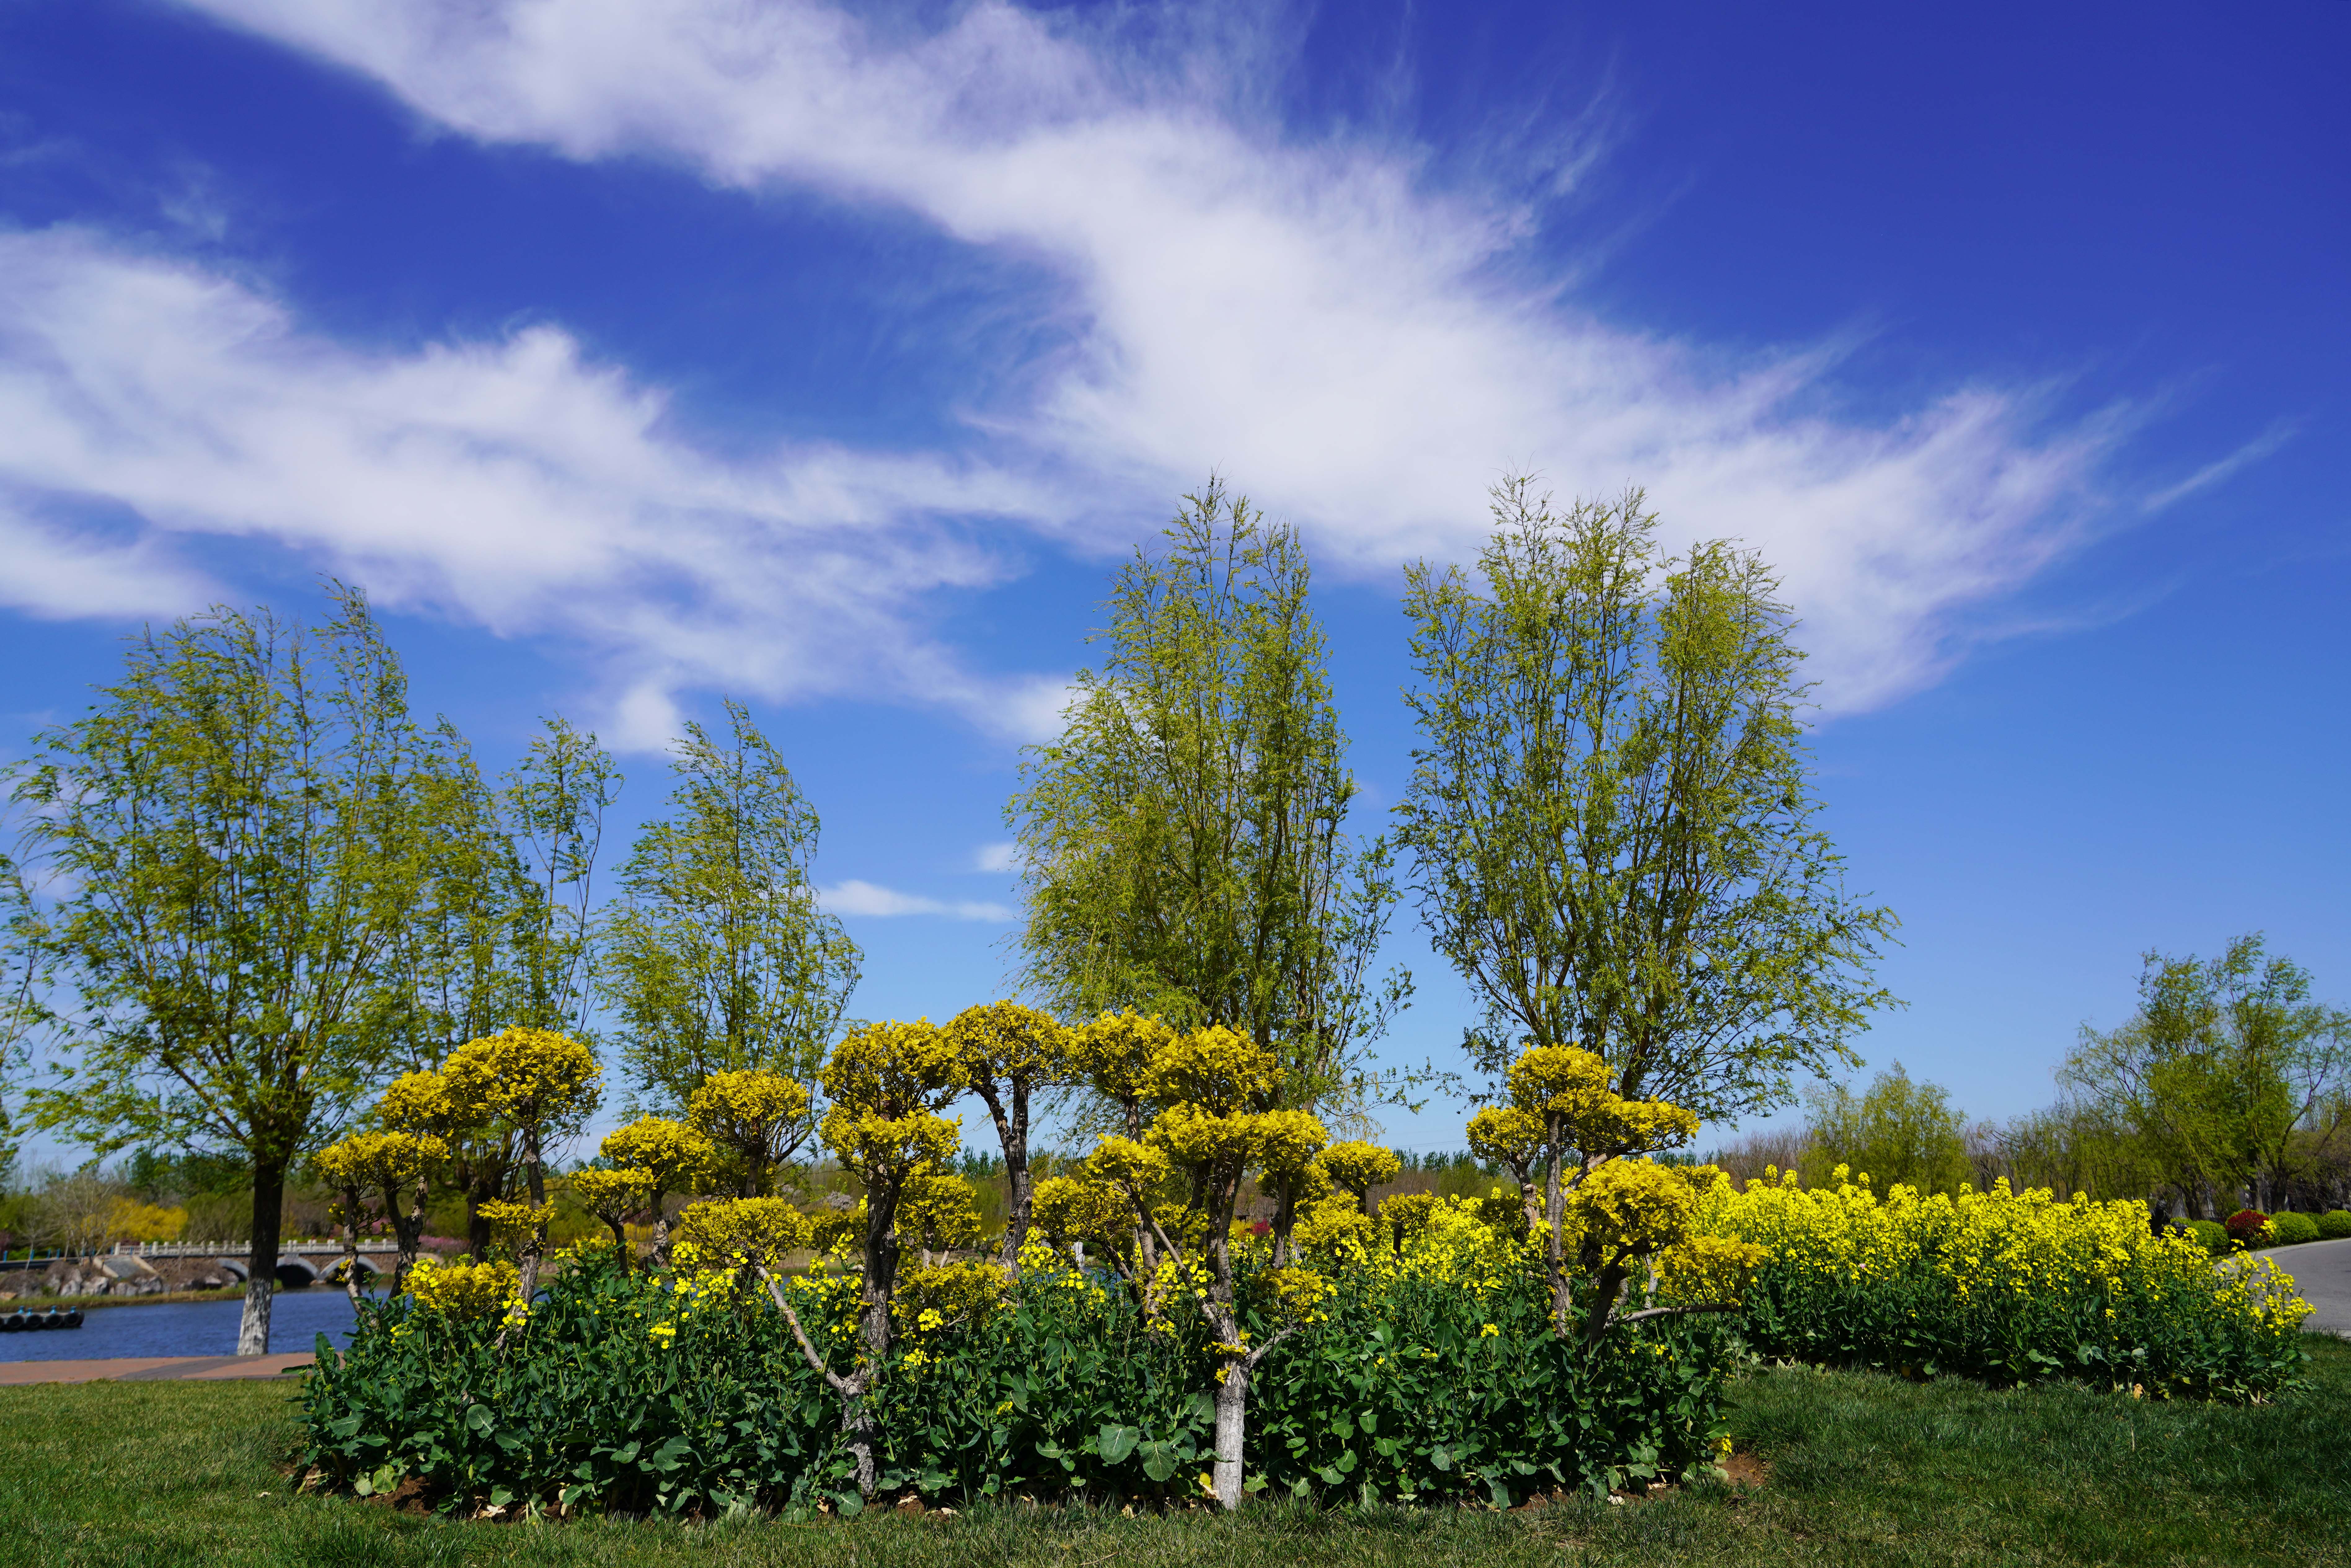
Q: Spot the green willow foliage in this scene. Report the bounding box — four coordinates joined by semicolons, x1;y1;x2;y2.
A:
1396;480;1897;1119
603;699;859;1117
298;1252;1733;1517
1008;481;1405;1121
15;588;428;1355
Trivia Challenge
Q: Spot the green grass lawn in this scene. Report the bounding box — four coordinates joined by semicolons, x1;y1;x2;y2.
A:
3;1337;2345;1568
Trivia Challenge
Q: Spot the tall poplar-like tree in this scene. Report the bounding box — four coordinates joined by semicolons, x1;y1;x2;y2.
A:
1396;479;1896;1121
1008;479;1405;1124
13;589;426;1353
602;700;858;1115
385;717;616;1250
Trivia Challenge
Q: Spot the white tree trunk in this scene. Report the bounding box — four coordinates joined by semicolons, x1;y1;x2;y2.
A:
1212;1358;1250;1511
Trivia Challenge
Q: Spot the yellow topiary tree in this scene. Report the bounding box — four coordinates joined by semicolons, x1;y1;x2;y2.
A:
684;1069;813;1198
439;1027;602;1330
600;1116;717;1260
314;1129;450;1301
571;1167;656;1261
1029;1173;1144;1274
758;1017;966;1502
669;1195;812;1276
943;1000;1074;1264
895;1166;986;1267
1080;1023;1330;1511
1483;1042;1762;1340
378;1066;519;1263
1315;1140;1402;1207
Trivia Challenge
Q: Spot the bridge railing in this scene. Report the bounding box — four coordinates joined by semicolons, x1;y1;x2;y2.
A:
109;1239;404;1258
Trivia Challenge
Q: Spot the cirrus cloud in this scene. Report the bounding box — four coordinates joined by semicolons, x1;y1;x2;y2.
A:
0;0;2135;727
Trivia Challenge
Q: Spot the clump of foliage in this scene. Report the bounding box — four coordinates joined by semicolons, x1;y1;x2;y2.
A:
298;1227;1733;1517
2320;1209;2351;1240
2223;1208;2271;1246
1698;1169;2310;1398
300;1019;1757;1518
2268;1210;2321;1245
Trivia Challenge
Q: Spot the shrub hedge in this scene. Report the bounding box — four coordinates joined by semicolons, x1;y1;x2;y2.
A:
1696;1173;2309;1399
2321;1210;2351;1241
298;1248;1734;1517
2270;1212;2322;1247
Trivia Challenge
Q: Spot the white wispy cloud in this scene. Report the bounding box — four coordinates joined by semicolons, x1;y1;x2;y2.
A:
2140;420;2297;515
0;226;1054;742
21;0;2152;715
0;499;212;619
972;841;1021;874
820;878;1015;921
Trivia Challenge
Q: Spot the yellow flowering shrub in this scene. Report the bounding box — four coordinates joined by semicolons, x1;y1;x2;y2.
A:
404;1256;522;1320
686;1070;812;1194
1031;1174;1137;1263
1697;1168;2312;1397
669;1196;813;1273
896;1167;986;1256
572;1167;657;1233
441;1027;602;1131
602;1117;716;1196
316;1130;449;1197
1293;1193;1381;1263
475;1199;556;1248
1315;1141;1401;1204
893;1259;1008;1339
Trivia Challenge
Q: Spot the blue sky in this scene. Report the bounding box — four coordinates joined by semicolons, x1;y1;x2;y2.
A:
1;0;2343;1160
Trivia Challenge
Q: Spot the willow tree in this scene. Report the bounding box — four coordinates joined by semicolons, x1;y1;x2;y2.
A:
1395;479;1896;1120
1009;480;1405;1126
12;589;426;1354
378;716;616;1250
602;700;858;1114
0;852;50;1186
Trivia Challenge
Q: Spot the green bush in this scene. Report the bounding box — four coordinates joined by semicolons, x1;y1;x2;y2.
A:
298;1251;1733;1517
1697;1177;2306;1400
2320;1210;2351;1241
2269;1212;2321;1246
2187;1219;2229;1255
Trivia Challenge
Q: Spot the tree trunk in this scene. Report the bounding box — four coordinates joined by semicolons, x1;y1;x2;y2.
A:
390;1176;426;1296
466;1188;493;1258
238;1159;286;1355
999;1087;1033;1267
510;1132;548;1327
1269;1172;1299;1266
1580;1261;1631;1345
1211;1354;1250;1510
336;1183;364;1308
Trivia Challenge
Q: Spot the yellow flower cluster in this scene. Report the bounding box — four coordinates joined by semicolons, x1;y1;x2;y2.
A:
1695;1167;2312;1333
669;1196;813;1273
474;1199;557;1245
1331;1190;1542;1295
893;1259;1008;1339
405;1256;523;1320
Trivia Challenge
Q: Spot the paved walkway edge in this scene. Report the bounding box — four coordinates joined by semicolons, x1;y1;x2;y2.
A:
0;1353;316;1386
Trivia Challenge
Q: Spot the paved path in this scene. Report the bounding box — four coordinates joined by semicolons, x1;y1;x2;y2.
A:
2263;1236;2351;1337
0;1353;316;1386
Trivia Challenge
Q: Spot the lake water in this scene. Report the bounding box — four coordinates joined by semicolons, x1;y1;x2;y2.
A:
0;1287;361;1361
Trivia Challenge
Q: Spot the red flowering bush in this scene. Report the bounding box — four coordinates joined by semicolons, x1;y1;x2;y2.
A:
2223;1210;2271;1245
